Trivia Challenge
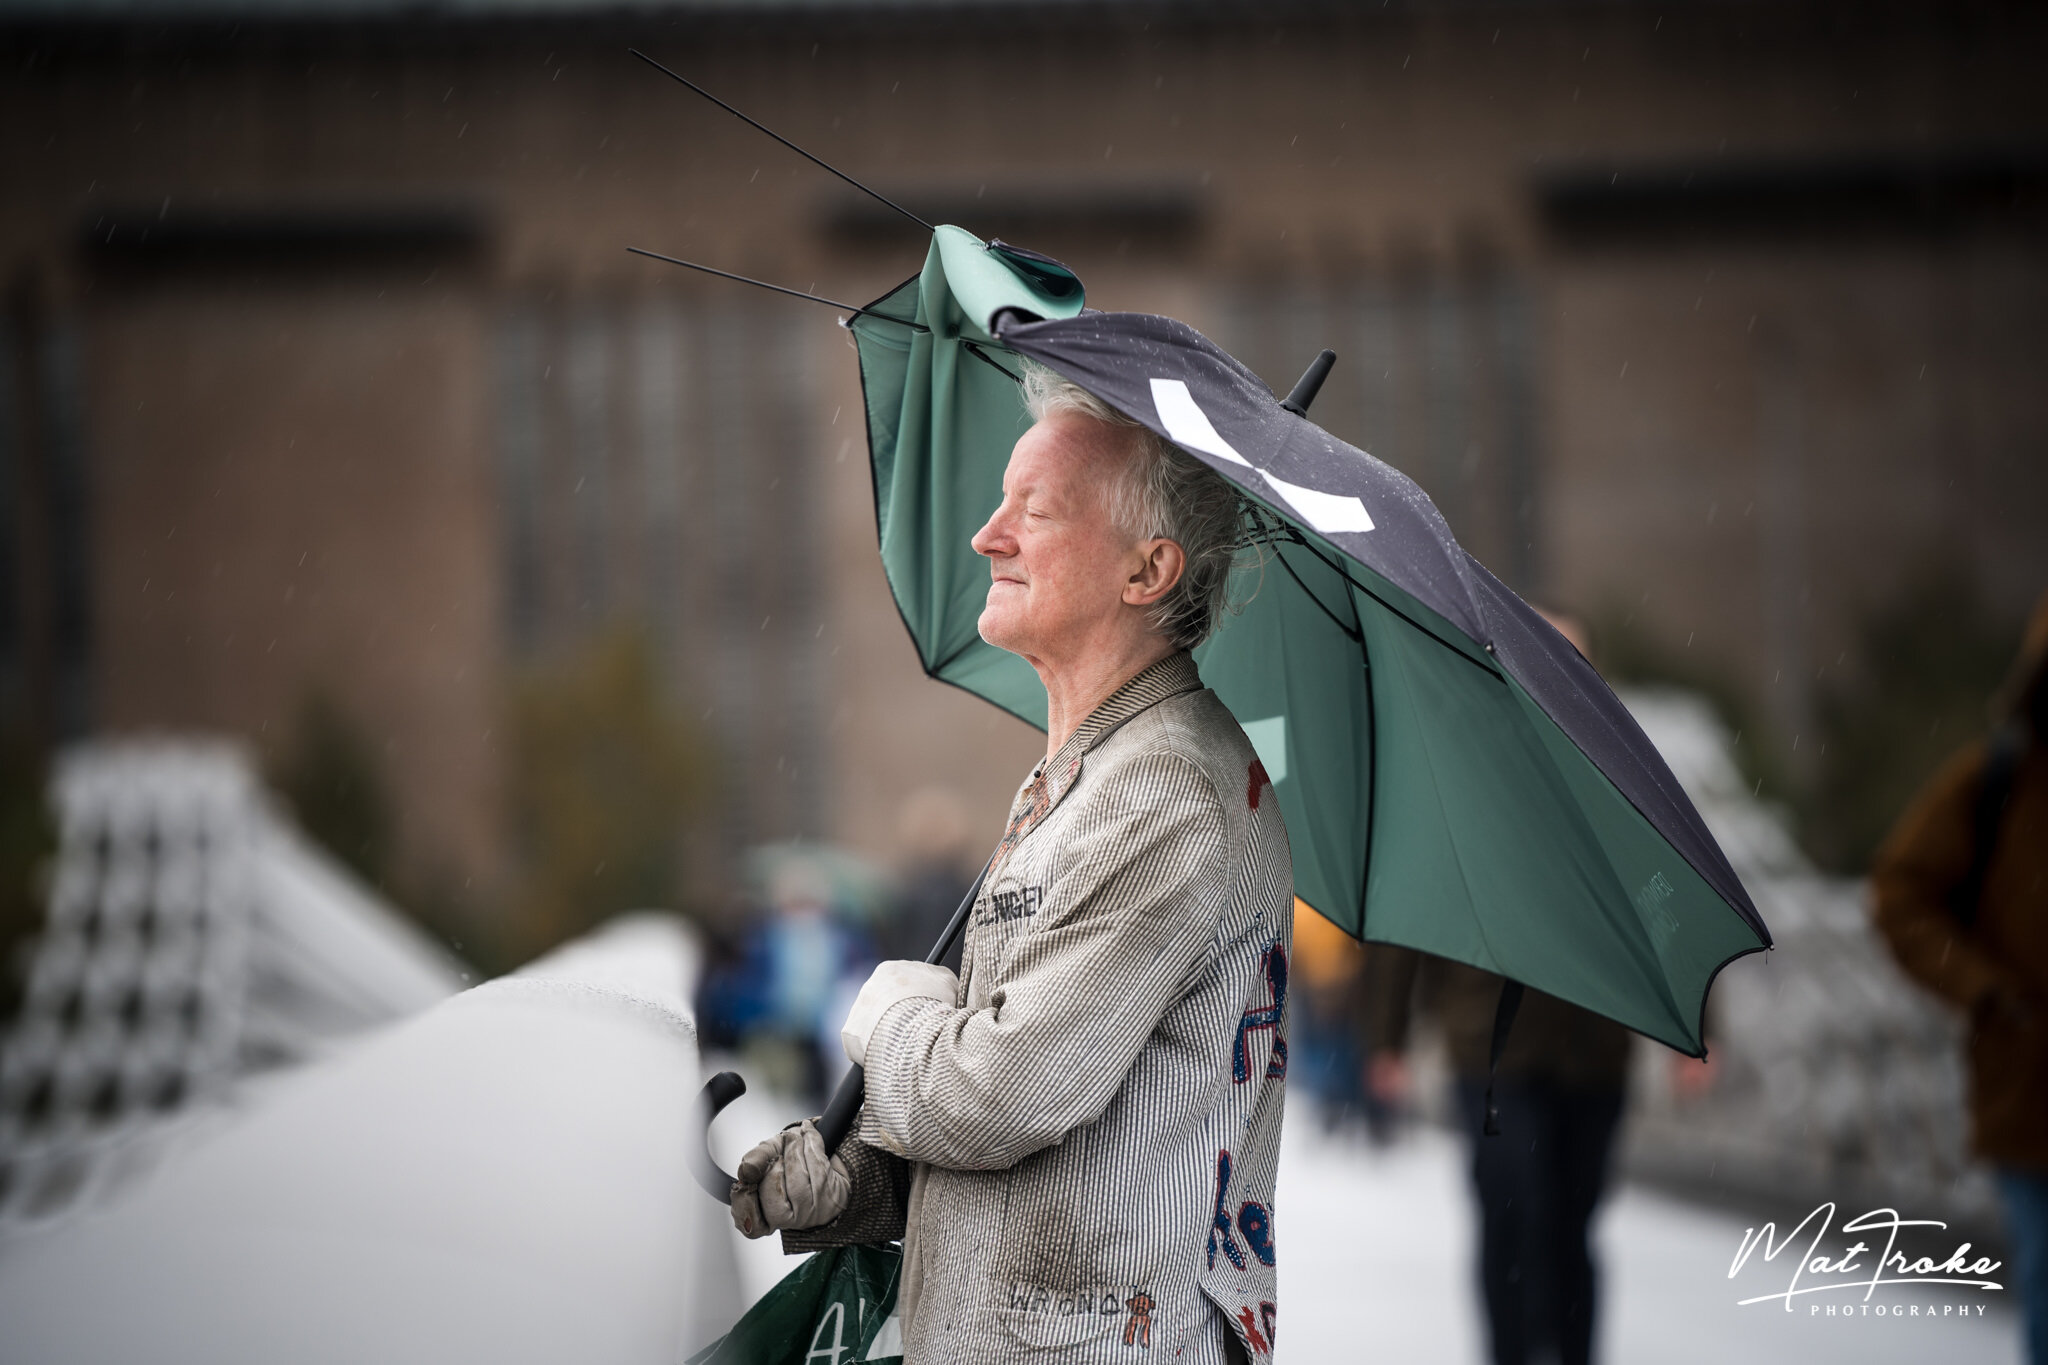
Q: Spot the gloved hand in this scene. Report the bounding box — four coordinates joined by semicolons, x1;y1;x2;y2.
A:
840;960;960;1067
730;1118;851;1240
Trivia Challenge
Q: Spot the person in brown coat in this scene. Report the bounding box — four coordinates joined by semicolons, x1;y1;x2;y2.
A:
1871;590;2048;1365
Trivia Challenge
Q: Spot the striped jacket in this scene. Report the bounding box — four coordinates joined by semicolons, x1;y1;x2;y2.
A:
792;652;1294;1363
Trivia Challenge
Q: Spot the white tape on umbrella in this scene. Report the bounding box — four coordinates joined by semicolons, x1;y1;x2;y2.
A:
1149;377;1252;466
1258;470;1376;536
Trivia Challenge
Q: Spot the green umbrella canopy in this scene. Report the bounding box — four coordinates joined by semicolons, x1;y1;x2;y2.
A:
848;226;1768;1057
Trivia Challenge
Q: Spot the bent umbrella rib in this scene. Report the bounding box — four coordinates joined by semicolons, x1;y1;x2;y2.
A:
629;49;935;233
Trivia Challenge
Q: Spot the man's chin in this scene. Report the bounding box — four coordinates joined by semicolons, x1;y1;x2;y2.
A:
977;610;1028;656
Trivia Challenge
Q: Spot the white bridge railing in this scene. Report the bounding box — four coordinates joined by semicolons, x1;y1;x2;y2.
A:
0;914;743;1364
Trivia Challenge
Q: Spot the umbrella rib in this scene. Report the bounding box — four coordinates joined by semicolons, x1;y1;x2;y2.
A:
1270;546;1362;645
1280;526;1499;678
962;341;1024;384
625;248;926;331
629;49;936;234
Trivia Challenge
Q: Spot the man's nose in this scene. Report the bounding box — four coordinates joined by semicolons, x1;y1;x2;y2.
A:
971;510;1009;557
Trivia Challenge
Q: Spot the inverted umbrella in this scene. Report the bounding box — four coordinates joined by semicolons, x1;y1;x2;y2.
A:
843;226;1770;1063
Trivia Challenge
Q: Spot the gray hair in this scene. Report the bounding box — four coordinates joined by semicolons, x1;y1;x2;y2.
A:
1021;361;1244;651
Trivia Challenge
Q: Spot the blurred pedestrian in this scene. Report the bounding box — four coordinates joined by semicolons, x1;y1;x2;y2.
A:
1360;609;1632;1365
1871;590;2048;1365
883;786;978;970
1363;949;1628;1365
698;860;876;1105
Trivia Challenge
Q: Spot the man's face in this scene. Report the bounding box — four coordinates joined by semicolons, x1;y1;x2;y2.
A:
971;412;1142;662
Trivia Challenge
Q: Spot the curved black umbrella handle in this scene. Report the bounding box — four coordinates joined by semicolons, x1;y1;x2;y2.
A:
691;1069;748;1204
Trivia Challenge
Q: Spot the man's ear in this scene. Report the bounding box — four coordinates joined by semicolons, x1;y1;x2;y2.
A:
1124;538;1186;609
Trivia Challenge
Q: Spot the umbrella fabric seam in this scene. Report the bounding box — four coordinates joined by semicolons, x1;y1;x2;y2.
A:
856;270;945;680
1353;582;1378;938
1268;543;1363;645
1498;672;1697;1040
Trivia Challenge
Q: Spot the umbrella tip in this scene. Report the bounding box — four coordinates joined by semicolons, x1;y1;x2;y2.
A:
1280;349;1337;417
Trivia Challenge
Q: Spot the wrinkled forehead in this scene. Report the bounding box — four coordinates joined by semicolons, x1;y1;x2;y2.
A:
1007;411;1140;503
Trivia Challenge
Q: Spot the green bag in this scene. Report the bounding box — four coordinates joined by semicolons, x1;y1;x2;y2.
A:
688;1245;903;1365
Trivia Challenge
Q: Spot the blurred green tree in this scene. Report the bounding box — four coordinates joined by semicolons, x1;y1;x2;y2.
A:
274;691;396;891
1804;562;2018;875
504;629;708;964
1598;561;2021;878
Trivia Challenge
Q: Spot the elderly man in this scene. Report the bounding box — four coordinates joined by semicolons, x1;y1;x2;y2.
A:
731;363;1294;1363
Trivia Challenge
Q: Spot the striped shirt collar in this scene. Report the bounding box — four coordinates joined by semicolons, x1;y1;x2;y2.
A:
991;652;1204;879
1041;651;1203;796
1065;649;1203;758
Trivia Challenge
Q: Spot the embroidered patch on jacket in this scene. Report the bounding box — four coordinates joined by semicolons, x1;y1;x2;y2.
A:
1231;941;1289;1084
1236;1304;1271;1355
976;883;1047;925
1207;1148;1277;1271
1123;1293;1154;1348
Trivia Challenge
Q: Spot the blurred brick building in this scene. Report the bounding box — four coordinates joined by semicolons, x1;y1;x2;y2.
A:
1;1;2044;948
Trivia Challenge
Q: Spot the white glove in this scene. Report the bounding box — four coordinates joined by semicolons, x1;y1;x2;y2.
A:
730;1118;850;1240
840;960;960;1067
